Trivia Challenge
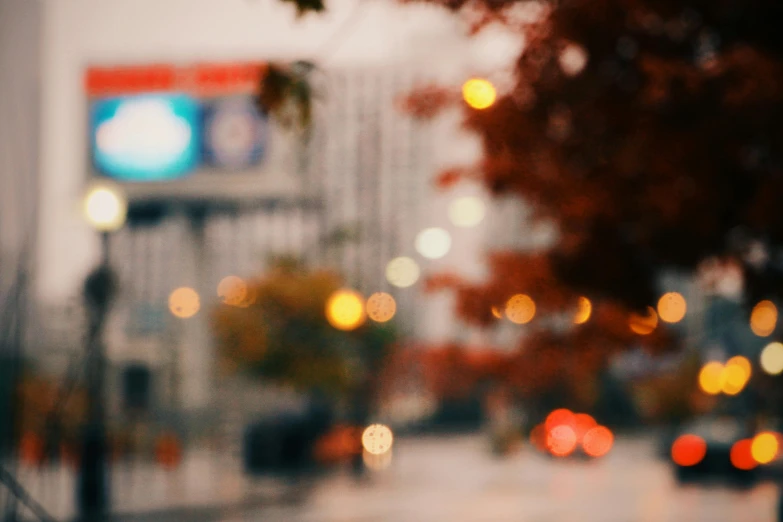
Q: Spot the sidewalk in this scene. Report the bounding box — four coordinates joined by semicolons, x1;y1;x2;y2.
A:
9;450;289;521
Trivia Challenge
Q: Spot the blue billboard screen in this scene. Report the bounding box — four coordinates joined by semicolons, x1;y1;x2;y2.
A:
90;94;201;182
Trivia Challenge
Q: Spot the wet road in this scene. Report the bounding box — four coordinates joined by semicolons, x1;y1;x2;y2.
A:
12;435;781;521
224;435;780;522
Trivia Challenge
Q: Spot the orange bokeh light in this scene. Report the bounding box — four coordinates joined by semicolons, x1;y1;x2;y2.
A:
671;434;707;467
547;425;578;457
530;423;548;452
657;292;687;323
582;426;614;458
505;294;536;324
574;297;592;325
730;439;758;470
750;300;777;337
545;408;575;432
573;413;598;441
168;287;200;318
629;306;658;335
366;292;396;323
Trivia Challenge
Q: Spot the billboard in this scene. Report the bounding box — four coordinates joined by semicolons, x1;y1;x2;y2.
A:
85;63;303;204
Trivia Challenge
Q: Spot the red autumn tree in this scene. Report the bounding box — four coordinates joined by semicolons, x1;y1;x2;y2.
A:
398;0;783;400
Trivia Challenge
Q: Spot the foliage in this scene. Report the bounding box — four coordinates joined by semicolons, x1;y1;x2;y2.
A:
407;0;783;307
257;61;316;130
212;259;396;398
396;0;783;401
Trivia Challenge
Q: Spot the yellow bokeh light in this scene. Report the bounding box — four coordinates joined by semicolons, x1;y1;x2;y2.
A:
657;292;687;324
168;287;200;319
751;432;779;464
721;362;749;396
385;257;420;288
726;356;751;380
699;361;725;395
462;78;497;110
574;296;592;325
366;292;396;323
415;227;452;260
363;449;393;471
751;300;777;337
326;289;366;331
760;342;783;375
629;307;658;335
83;184;127;232
217;275;247;306
491;306;503;319
448;196;485;228
505;294;536;324
361;424;394;455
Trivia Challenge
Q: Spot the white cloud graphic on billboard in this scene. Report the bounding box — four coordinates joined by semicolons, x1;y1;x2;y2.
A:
96;99;192;171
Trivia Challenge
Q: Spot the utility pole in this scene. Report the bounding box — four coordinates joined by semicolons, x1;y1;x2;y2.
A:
77;235;116;521
78;184;126;521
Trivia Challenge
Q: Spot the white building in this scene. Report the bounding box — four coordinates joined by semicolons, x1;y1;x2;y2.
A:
0;0;531;424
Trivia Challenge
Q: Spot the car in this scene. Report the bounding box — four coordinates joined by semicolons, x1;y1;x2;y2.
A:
667;416;760;486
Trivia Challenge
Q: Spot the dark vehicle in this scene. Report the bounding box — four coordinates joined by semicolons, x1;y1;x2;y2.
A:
243;394;335;477
667;416;760;486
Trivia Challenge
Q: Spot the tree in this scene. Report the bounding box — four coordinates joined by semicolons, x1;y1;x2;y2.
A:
212;258;396;400
396;0;783;404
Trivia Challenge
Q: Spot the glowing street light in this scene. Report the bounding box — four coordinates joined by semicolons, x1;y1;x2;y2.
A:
415;228;451;260
83;183;127;232
462;78;496;110
326;289;366;331
760;342;783;375
448;196;485;228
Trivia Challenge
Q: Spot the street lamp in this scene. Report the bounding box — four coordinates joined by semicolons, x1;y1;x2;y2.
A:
78;183;126;520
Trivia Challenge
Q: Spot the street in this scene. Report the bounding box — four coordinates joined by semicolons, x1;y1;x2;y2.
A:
11;434;780;522
242;435;780;522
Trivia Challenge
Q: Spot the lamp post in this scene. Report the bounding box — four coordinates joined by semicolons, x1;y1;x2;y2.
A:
78;183;126;521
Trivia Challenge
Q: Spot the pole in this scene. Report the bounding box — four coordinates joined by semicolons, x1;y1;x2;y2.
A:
77;232;114;521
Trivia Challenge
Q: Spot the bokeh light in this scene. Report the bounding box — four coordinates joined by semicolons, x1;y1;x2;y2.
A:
168;287;200;318
698;361;725;395
491;306;503;319
366;292;396;323
722;356;751;395
361;424;394;455
547;425;577;457
385;257;420;288
448;196;485;228
83;184;127;232
530;424;547;452
558;43;589;76
326;289;366;331
657;292;687;323
217;275;247;306
629;307;658;335
751;432;779;464
671;434;707;467
750;300;777;337
363;449;393;471
236;284;258;308
574;297;592;325
505;294;536;324
573;413;597;441
462;78;497;109
760;342;783;375
582;426;614;458
415;227;452;259
545;408;575;432
730;439;757;470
